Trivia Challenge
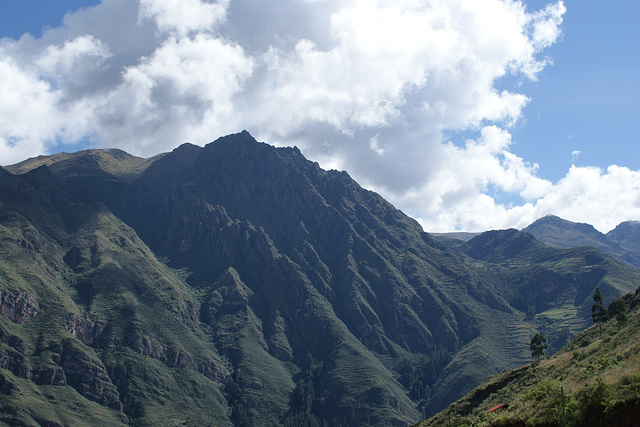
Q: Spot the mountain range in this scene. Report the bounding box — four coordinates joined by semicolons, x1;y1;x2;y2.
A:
1;131;638;426
523;215;640;270
435;215;640;270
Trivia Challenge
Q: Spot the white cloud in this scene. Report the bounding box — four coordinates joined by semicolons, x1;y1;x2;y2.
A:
98;33;254;153
534;165;640;232
138;0;229;36
0;50;96;163
571;150;581;163
1;0;637;234
369;134;384;156
412;160;640;233
0;57;54;161
246;0;545;137
36;35;111;80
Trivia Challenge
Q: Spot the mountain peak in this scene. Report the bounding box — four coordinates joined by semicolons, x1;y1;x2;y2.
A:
607;220;640;254
205;129;261;149
522;215;640;269
608;220;640;239
464;228;539;261
523;214;610;249
5;148;146;179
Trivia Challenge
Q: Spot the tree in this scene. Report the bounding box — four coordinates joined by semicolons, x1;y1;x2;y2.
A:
591;287;609;337
530;332;548;362
616;300;629;326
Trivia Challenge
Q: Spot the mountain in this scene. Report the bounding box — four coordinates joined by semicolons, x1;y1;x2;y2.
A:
429;232;480;242
1;132;638;426
523;215;640;269
434;228;640;353
416;287;640;426
607;220;640;258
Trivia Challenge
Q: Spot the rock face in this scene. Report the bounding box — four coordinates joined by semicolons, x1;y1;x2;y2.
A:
65;314;102;345
58;340;123;410
0;132;638;426
0;289;38;325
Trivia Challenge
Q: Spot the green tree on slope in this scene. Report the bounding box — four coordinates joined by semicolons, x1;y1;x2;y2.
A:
591;287;609;337
530;332;548;362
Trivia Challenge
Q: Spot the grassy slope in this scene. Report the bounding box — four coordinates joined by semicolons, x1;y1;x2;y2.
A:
3;149;147;178
416;289;640;427
438;229;640;350
0;161;231;426
2;136;639;426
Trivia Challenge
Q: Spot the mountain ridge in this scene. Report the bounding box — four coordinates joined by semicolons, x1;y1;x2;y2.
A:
1;131;638;426
523;214;640;269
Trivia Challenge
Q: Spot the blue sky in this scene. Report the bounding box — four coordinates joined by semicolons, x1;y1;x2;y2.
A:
0;1;100;39
0;0;638;232
511;0;639;181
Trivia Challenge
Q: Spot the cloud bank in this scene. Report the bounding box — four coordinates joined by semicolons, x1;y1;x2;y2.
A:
0;0;637;232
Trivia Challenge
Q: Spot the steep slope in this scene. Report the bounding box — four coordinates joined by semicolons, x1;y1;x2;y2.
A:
523;215;640;269
607;220;640;257
1;132;638;425
105;132;512;421
438;228;640;352
0;167;230;426
417;287;640;427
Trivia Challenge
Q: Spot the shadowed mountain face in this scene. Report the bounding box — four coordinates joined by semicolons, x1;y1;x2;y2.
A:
1;132;638;426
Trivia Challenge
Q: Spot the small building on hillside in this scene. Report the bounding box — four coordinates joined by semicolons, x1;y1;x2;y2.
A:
487;403;508;413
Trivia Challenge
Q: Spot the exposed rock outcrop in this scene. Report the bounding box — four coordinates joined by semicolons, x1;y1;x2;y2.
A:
0;288;39;324
59;340;122;410
64;313;103;345
128;328;229;381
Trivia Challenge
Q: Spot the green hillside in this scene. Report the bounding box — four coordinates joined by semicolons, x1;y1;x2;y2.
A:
1;132;638;425
416;288;640;426
437;228;640;353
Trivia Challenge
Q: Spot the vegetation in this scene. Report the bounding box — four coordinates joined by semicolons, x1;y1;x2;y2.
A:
529;333;547;362
435;228;640;355
1;132;639;426
615;300;629;325
591;287;610;337
416;287;640;427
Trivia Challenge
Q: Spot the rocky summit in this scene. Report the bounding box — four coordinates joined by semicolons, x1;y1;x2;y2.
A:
1;131;638;426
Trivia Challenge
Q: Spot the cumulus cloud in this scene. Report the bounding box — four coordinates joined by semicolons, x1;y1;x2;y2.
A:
0;45;97;162
0;0;637;232
138;0;229;36
535;165;640;232
97;33;254;152
36;35;111;80
413;161;640;233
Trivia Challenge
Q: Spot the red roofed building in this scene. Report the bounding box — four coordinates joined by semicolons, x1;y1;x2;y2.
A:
487;403;508;413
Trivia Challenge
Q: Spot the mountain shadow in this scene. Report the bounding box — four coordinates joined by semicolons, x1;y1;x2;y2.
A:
1;132;638;426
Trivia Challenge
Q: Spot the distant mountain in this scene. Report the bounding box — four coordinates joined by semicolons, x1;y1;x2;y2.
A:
1;132;638;426
607;220;640;256
523;215;640;269
417;286;640;426
429;232;480;242
434;228;640;353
